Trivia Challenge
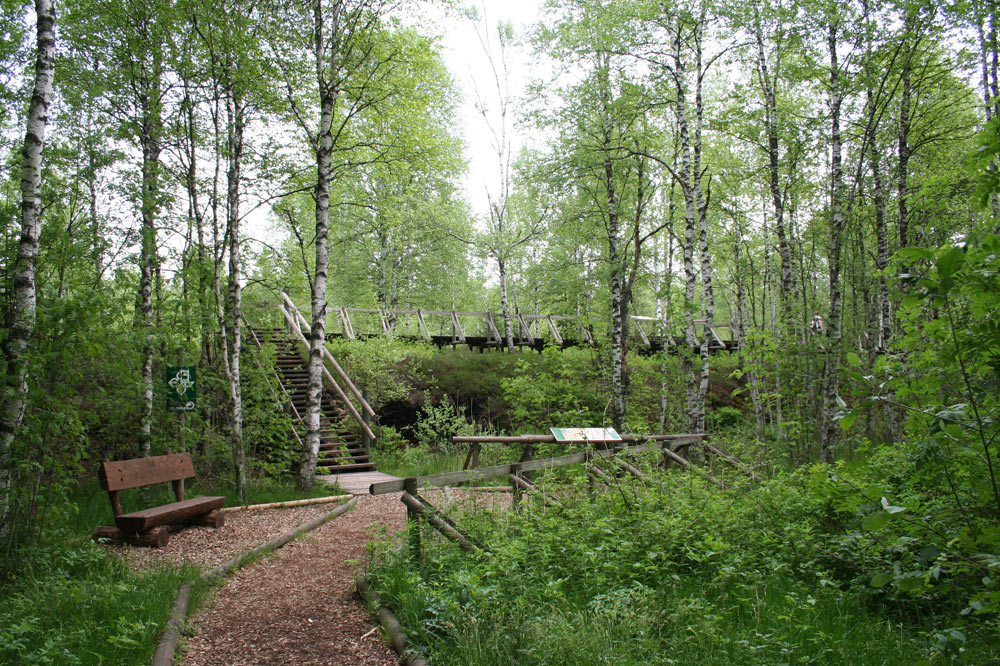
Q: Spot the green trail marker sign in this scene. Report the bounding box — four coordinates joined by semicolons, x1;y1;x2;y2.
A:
166;366;197;412
550;427;621;443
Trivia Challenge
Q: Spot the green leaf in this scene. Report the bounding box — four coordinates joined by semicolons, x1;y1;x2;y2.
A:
936;245;966;279
838;411;856;431
896;576;924;592
846;352;861;367
871;572;892;587
897;247;934;262
862;511;890;531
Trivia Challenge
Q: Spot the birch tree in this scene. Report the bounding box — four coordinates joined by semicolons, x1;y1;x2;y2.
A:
290;0;405;489
65;0;176;457
0;0;55;539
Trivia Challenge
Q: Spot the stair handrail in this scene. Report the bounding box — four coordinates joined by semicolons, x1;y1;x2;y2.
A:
243;322;307;450
281;293;376;418
278;301;377;442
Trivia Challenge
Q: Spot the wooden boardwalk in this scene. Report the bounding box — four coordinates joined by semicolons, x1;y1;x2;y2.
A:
320;471;400;495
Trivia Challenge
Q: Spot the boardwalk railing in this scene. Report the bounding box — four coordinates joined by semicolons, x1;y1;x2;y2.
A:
282;301;737;353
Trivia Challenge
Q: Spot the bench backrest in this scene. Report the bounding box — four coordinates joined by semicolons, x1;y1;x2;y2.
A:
99;453;196;492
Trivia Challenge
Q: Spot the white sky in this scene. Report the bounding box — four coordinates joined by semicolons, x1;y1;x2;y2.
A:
424;0;544;219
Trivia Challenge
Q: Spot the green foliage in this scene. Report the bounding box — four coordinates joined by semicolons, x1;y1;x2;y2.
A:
368;461;999;665
0;543;198;665
499;346;603;432
326;337;434;410
839;232;1000;628
413;399;476;453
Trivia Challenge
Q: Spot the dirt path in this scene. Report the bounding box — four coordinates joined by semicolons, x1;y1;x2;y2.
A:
181;494;406;666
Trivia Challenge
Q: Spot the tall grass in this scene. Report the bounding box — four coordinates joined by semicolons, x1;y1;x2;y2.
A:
0;544;202;665
367;459;999;665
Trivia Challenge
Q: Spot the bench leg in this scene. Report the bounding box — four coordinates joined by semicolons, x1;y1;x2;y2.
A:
93;525;170;548
188;511;225;528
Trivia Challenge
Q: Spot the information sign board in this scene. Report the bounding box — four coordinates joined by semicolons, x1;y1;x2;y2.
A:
166;366;197;412
549;427;621;443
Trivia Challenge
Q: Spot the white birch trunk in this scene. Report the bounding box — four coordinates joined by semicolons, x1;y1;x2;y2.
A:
139;52;163;458
0;0;55;536
226;87;246;500
300;0;341;490
498;256;515;353
821;19;845;463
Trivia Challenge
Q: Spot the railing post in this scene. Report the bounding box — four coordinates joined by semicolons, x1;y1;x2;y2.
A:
404;477;420;560
361;389;372;458
519;442;534;483
511;463;522;509
462;442;481;471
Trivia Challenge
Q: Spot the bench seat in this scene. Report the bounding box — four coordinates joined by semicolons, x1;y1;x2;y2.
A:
114;495;225;532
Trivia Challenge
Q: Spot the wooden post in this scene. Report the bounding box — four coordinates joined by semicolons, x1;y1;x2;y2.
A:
404;477;420;559
361;389;372;457
462;442;482;471
519;442;534;483
511;462;522;509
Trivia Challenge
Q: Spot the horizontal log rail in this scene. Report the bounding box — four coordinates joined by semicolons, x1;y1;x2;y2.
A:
662;447;726;489
451;433;705;444
370;435;708;495
281;293;376;418
283;297;375;416
705;443;760;481
245;322;307;452
509;472;562;507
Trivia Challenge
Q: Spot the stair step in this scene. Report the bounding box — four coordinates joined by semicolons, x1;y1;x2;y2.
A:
250;323;376;474
316;461;376;472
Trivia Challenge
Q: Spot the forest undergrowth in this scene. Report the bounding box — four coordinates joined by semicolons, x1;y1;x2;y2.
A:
368;452;1000;665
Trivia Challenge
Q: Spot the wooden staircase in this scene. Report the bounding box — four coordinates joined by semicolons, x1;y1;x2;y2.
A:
251;327;375;474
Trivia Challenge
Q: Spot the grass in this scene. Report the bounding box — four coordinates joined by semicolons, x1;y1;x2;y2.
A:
374;447;469;478
0;544;204;665
0;474;336;666
367;462;1000;666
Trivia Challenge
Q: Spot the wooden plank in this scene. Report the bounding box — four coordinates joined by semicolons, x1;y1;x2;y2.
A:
279;300;377;438
99;453;196;492
114;496;225;532
484;313;501;342
708;325;726;348
416;310;430;341
340;307;356;340
546;316;563;344
633;318;651;346
516;314;534;344
451;311;466;343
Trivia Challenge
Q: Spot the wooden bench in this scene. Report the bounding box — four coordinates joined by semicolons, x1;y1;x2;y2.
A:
92;452;225;548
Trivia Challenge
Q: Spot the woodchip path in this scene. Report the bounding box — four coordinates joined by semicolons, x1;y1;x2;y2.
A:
181;492;406;666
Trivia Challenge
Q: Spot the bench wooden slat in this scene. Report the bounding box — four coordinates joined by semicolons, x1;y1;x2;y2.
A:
114;496;225;532
99;453;196;491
